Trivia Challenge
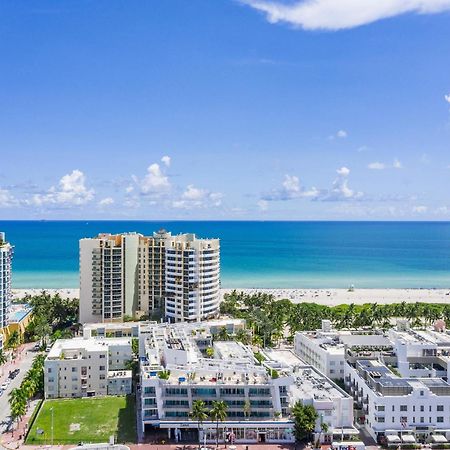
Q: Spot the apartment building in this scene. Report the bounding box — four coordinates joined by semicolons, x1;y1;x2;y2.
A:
294;320;393;379
165;233;220;322
44;337;133;398
345;359;450;445
138;320;356;444
79;231;220;323
0;232;13;330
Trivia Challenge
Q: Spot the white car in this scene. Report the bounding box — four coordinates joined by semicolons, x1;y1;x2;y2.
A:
1;382;8;390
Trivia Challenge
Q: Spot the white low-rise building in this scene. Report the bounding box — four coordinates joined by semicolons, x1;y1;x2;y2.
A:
139;320;357;444
45;337;133;398
294;320;391;379
346;358;450;445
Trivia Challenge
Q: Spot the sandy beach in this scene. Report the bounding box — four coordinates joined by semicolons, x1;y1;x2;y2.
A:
11;287;450;306
221;288;450;306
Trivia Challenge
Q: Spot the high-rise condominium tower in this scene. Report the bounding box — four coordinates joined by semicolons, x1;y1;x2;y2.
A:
0;232;13;329
79;231;220;323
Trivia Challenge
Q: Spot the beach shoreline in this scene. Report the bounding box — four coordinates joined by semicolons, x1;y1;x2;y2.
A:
11;287;450;306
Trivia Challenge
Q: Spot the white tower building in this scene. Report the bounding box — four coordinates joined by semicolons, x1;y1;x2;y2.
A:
0;232;13;329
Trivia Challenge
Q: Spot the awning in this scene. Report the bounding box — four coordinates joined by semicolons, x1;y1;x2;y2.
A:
431;435;448;443
401;435;416;443
386;435;401;443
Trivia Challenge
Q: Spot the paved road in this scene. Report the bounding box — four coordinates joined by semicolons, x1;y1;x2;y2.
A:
0;345;37;434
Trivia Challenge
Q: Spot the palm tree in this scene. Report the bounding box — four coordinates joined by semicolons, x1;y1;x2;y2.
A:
0;350;7;367
210;401;228;449
9;388;27;431
191;400;209;449
6;330;21;352
243;399;251;420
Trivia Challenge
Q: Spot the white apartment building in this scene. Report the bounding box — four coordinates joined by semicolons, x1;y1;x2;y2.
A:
44;337;133;398
79;231;220;324
294;320;392;379
165;234;220;322
139;320;356;444
0;232;13;329
345;359;450;445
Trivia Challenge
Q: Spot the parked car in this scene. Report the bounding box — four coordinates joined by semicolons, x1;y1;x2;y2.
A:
1;382;9;391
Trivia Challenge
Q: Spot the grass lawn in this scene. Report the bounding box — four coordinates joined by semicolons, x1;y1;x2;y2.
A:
26;395;136;445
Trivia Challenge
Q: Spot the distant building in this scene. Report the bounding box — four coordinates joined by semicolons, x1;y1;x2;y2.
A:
0;232;13;331
44;337;133;398
79;231;220;324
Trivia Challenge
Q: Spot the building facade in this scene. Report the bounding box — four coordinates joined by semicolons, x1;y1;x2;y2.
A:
44;337;133;398
79;231;220;324
138;320;356;444
0;232;13;330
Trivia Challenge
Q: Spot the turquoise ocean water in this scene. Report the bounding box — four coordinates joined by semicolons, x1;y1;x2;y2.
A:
0;221;449;289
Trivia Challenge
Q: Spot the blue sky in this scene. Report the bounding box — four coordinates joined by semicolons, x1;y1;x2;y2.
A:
1;0;450;220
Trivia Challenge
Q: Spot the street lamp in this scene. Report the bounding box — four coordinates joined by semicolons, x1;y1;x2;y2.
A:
50;407;54;446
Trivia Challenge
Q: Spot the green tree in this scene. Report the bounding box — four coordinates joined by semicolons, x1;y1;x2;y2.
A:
210;401;228;449
206;347;215;358
292;402;318;442
6;330;21;351
190;400;209;449
0;349;7;366
9;388;27;430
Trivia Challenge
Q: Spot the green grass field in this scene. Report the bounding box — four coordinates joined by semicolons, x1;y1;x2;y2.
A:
26;395;136;445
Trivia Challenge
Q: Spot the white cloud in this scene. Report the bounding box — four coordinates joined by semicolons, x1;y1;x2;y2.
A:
368;162;386;170
0;188;16;208
161;155;171;167
29;170;94;207
445;94;450;104
393;158;403;169
172;184;223;209
336;129;348;138
240;0;450;31
133;162;170;196
368;159;403;170
336;166;350;177
412;205;428;213
258;199;269;211
98;197;114;207
318;166;363;201
263;166;362;203
125;185;134;194
263;174;319;201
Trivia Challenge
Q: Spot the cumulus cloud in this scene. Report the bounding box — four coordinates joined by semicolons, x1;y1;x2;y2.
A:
412;205;428;213
262;174;318;201
445;94;450;104
172;184;223;209
239;0;450;31
317;166;363;201
132;162;170;196
0;188;16;208
262;166;362;204
393;158;403;169
257;199;269;211
368;159;402;170
98;197;114;207
336;129;348;138
368;162;386;170
29;170;94;207
161;155;171;167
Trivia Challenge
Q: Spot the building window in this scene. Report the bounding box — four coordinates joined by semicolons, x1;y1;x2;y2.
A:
438;405;444;412
400;405;407;412
437;417;444;423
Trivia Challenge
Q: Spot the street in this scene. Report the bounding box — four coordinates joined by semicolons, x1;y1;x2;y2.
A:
0;344;37;434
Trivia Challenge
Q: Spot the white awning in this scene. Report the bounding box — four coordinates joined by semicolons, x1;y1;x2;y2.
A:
401;435;416;443
386;435;401;443
431;435;448;443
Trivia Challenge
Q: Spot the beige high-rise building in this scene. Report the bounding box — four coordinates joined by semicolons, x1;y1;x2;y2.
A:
79;230;220;323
